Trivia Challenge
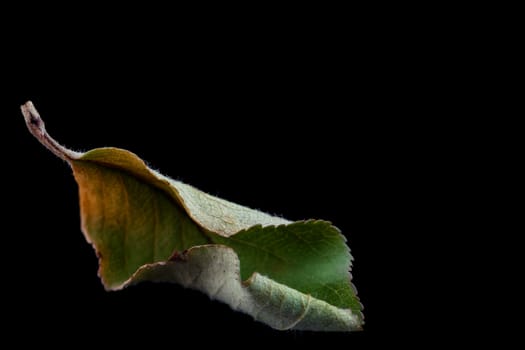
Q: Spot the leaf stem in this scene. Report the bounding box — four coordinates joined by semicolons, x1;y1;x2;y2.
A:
21;101;82;161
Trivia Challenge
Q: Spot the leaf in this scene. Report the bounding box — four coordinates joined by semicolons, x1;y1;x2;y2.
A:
21;101;363;331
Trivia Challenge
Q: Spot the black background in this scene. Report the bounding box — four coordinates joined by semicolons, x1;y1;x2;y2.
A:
1;8;426;347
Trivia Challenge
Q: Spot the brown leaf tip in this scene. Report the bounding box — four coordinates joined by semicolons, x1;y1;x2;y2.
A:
21;101;43;129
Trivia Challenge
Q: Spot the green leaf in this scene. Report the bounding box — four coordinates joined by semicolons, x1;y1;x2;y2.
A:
21;101;363;331
211;222;362;314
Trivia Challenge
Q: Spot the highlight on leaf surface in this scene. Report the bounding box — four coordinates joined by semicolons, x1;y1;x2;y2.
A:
21;101;363;331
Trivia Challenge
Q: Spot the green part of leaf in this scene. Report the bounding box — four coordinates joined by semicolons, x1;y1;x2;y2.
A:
211;221;362;315
72;160;210;289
